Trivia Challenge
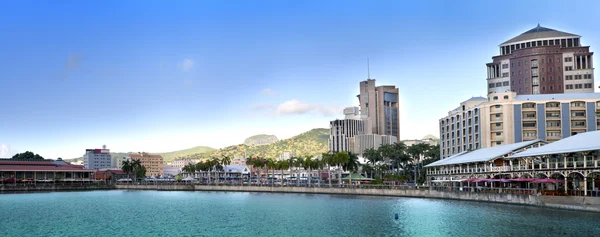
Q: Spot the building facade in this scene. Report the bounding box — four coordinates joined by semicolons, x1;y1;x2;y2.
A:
83;145;112;170
127;152;164;177
357;79;401;142
487;24;594;95
440;90;600;159
348;134;397;155
329;118;365;153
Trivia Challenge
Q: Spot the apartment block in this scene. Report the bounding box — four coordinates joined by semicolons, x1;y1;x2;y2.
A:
440;90;600;158
127;152;164;177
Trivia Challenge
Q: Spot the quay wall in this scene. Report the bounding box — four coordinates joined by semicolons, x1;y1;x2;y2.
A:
116;185;600;213
0;185;114;193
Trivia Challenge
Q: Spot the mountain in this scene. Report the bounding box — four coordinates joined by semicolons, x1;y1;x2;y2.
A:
209;128;329;159
67;147;215;163
243;134;279;146
422;134;440;144
66;128;330;163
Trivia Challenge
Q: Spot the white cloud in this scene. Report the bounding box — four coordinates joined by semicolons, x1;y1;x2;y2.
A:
0;144;11;157
274;99;341;116
180;59;194;72
250;104;274;110
260;88;278;96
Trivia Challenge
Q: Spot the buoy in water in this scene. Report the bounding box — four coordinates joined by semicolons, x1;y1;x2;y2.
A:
394;214;399;220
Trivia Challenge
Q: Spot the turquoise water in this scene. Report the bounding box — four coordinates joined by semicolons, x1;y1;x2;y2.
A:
1;191;599;237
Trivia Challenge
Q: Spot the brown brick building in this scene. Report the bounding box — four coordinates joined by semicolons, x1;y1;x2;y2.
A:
487;24;594;95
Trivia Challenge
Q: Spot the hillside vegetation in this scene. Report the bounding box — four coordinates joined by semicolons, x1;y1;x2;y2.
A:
243;134;279;146
67;128;330;163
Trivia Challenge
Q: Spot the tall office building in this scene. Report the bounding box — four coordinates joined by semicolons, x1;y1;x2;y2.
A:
486;24;594;95
439;89;600;158
357;79;400;142
83;145;112;169
329;107;366;152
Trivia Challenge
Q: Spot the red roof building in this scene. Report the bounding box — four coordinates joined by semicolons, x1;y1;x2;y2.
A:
0;158;94;183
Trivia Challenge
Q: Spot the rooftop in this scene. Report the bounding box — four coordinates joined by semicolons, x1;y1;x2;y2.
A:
425;140;542;167
501;24;580;46
507;131;600;159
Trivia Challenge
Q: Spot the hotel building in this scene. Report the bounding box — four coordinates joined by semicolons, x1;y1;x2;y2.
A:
358;79;401;142
83;145;112;170
486;24;594;95
329;107;366;152
439;89;600;158
127;152;164;177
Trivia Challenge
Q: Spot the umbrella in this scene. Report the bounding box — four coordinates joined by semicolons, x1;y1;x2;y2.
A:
508;178;536;182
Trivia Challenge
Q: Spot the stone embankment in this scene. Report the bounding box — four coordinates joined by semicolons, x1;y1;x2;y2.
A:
1;185;114;193
116;185;600;213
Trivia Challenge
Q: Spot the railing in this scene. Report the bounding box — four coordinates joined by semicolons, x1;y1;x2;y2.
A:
430;186;537;195
490;166;510;172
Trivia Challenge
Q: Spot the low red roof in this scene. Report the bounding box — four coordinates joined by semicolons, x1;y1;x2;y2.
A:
94;169;125;175
0;165;93;172
0;161;55;166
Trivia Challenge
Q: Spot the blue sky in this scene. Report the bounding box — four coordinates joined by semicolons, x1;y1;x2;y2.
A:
1;0;599;158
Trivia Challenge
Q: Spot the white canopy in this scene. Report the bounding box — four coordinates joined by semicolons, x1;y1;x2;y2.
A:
508;130;600;159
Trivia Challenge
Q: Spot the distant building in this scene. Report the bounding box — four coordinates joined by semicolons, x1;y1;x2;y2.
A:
279;152;295;161
329;107;367;153
358;79;401;142
231;157;247;166
167;159;200;168
83;145;112;170
348;134;397;155
1;158;94;182
115;156;129;169
163;166;181;177
127;152;164;177
402;138;438;147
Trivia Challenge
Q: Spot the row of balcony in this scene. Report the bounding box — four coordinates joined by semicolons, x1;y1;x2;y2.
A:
427;160;600;176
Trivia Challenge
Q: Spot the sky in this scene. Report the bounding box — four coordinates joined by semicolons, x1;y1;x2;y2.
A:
1;0;599;158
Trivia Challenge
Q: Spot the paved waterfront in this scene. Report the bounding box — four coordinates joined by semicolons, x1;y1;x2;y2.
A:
1;190;599;236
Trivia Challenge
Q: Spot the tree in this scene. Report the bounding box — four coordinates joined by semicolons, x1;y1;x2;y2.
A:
378;144;394;174
122;160;133;182
221;156;231;182
11;151;44;160
344;152;360;185
277;160;289;186
302;156;313;187
333;151;349;186
321;152;334;187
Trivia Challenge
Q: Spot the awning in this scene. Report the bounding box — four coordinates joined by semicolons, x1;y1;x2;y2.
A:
342;173;374;181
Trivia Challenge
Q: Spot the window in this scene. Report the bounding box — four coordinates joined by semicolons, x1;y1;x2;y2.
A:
503;95;509;99
526;87;529;92
549;76;553;81
565;57;572;62
565;75;573;80
542;86;546;91
575;84;583;89
549;67;553;72
495;105;501;108
566;85;573;90
542;77;545;82
495;114;501;118
525;69;529;74
502;81;509;86
502;72;509;77
584;83;592;88
518;61;521;66
502;64;509;69
495;82;502;87
519;79;522;84
495;123;501;126
511;62;514;67
493;96;498;100
489;83;495;88
547;132;561;137
550;86;553;90
518;70;521;75
565;66;573;71
572;121;585;127
496;132;501;136
584;74;593;79
541;68;545;72
558;76;561;81
511;71;515;76
548;58;552;63
575;75;582;80
519;88;522;93
525;78;529;83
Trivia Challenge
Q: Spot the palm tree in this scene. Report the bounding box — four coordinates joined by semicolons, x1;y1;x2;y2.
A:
363;148;382;178
333;151;350;187
266;158;276;186
277;160;289;186
302;156;313;187
321;152;334;187
287;157;296;186
245;157;254;183
221;156;231;182
210;157;220;184
392;142;410;176
294;157;304;186
122;160;133;182
344;152;360;185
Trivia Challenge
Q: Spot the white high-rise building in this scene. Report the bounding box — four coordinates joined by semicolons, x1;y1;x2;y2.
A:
328;107;366;153
83;145;112;170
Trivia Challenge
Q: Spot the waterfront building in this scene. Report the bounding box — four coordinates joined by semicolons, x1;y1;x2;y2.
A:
167;159;200;168
278;152;295;161
127;152;164;177
358;79;401;142
439;89;600;158
163;166;181;177
426;130;600;196
93;169;128;183
83;145;112;170
0;158;94;183
231;157;247;165
486;24;594;95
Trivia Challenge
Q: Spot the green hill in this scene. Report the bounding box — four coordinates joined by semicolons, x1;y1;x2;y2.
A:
66;128;330;163
243;134;279;146
159;146;215;161
209;128;330;159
